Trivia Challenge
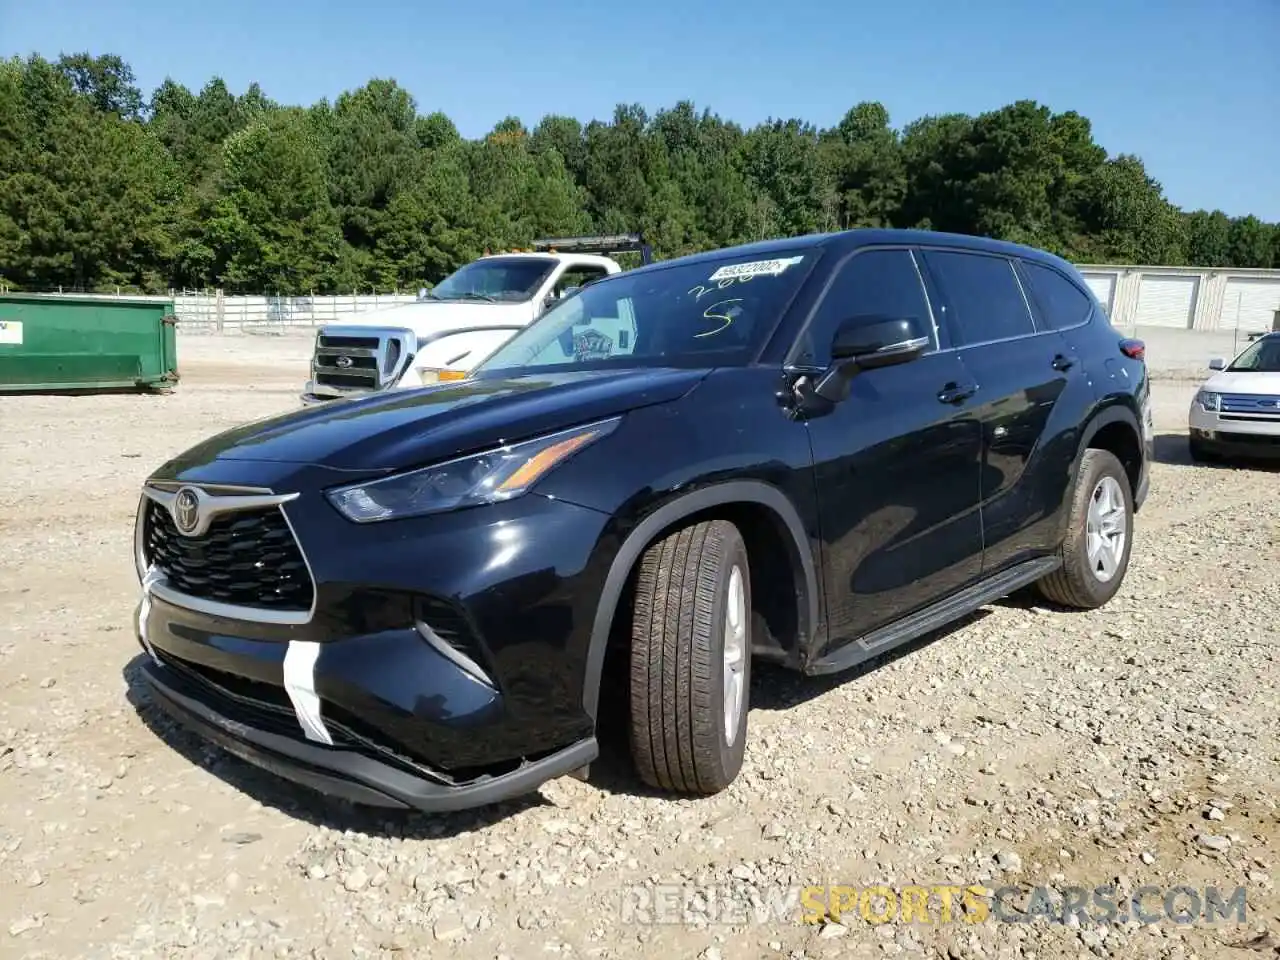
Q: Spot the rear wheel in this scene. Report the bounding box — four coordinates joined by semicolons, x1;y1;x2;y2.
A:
1037;448;1134;609
628;519;751;794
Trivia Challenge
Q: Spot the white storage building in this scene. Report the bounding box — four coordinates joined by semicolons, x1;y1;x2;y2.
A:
1077;264;1280;334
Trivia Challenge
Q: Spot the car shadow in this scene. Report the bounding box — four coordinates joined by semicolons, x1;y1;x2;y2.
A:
122;654;551;839
121;592;1091;813
1155;432;1280;471
745;607;995;712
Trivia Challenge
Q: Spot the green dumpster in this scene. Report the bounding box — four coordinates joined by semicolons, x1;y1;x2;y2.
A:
0;293;179;393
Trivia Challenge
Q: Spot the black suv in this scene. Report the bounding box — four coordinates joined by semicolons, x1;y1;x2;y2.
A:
133;229;1152;812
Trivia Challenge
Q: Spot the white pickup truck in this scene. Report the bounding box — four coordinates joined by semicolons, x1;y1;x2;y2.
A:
301;234;652;404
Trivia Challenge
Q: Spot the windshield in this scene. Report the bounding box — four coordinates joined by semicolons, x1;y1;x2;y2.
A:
425;257;556;303
472;248;818;374
1227;337;1280;373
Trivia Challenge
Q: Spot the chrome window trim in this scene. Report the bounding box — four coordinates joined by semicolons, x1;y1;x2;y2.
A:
784;243;1103;370
936;326;1066;354
135;483;318;626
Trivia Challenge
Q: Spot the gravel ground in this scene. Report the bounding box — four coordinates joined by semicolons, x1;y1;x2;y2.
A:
2;333;1277;960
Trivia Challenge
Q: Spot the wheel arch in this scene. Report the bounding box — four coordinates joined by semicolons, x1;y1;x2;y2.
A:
1077;403;1144;496
581;480;820;722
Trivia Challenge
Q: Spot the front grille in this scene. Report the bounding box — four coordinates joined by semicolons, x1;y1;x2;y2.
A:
1219;394;1280;417
143;499;314;612
312;334;400;391
311;328;415;396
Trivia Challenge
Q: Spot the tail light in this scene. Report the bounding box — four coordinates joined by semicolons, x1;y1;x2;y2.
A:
1119;338;1145;361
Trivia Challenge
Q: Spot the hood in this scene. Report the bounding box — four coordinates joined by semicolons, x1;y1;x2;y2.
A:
164;367;711;473
1202;370;1280;394
332;299;531;335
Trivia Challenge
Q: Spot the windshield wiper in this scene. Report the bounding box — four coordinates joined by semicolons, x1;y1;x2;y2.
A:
453;292;498;303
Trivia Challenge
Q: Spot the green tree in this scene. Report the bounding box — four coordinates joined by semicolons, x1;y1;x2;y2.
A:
3;52;1278;294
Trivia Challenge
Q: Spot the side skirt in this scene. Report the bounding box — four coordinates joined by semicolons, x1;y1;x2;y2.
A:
806;556;1061;676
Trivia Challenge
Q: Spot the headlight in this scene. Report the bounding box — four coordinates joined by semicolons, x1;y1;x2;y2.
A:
326;417;622;522
1197;390;1221;411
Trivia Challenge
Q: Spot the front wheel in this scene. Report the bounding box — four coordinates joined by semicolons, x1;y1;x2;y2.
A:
1037;448;1134;609
628;519;751;795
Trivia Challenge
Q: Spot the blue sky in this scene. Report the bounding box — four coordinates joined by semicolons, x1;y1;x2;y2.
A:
3;0;1277;220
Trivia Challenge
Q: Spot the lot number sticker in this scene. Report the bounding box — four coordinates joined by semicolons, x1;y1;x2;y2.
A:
708;256;804;282
0;320;23;345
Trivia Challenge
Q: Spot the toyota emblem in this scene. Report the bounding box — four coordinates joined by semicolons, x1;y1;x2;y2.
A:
173;487;200;535
335;355;354;369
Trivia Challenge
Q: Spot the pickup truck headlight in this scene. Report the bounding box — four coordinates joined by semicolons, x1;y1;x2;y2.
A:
326;417;622;522
1197;390;1221;412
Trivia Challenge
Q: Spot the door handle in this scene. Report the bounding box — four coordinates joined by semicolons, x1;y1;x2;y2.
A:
937;382;977;404
1052;354;1075;372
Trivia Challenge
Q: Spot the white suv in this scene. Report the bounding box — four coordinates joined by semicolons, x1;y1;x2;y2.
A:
1188;332;1280;462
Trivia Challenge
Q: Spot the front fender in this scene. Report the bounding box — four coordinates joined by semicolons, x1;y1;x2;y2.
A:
580;479;820;722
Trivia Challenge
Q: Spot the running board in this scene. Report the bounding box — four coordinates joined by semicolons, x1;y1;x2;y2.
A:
807;556;1061;676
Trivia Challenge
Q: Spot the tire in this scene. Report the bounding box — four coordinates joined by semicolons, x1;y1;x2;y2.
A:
628;519;751;795
1036;448;1134;610
1188;437;1219;463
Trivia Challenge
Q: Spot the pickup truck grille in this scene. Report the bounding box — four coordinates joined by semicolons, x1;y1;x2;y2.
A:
310;328;412;396
142;499;314;613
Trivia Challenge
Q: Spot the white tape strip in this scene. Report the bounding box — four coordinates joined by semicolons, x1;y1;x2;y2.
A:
283;640;334;745
137;569;164;666
708;255;804;282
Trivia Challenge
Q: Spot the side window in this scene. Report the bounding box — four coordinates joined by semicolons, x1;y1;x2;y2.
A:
555;265;609;298
802;249;936;363
920;251;1036;347
1018;261;1094;330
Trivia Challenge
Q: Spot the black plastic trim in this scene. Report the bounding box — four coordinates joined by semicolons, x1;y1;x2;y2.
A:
141;659;598;813
808;556;1061;675
581;479;819;721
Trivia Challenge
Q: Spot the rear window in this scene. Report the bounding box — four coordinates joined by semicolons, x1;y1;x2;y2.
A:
1019;261;1094;330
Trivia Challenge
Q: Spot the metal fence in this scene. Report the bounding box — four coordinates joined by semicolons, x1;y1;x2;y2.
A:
0;288;420;333
172;291;419;332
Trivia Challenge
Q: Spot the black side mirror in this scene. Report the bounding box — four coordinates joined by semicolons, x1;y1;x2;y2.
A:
809;316;930;405
831;316;930;367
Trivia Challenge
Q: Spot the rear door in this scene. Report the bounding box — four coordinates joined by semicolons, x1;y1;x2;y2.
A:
917;248;1089;574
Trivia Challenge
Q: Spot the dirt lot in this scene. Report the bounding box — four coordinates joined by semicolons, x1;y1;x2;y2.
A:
2;332;1277;960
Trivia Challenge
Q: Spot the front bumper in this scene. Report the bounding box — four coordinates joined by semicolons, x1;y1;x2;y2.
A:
1188;400;1280;459
132;478;617;809
140;655;597;811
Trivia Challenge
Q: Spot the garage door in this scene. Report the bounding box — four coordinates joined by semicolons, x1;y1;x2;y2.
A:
1220;278;1280;332
1080;272;1117;315
1134;275;1198;328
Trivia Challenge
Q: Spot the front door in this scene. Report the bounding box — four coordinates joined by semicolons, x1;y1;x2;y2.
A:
799;247;985;655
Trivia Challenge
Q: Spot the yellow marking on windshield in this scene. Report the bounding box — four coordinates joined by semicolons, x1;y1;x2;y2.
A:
695;299;743;338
